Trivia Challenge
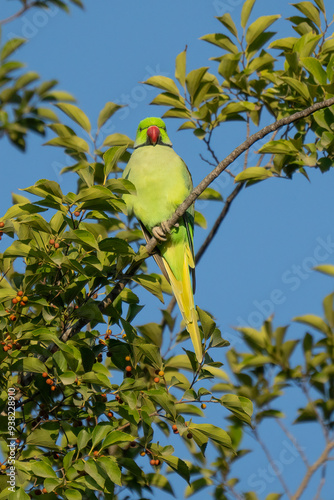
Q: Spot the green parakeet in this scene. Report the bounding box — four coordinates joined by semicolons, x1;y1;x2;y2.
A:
122;117;202;361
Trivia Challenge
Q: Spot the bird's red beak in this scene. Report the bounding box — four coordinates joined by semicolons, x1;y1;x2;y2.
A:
147;125;160;145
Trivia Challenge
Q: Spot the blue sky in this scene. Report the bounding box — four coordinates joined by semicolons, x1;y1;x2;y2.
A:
1;0;334;498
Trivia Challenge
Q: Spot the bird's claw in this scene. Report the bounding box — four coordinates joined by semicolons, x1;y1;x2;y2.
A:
152;221;180;242
152;225;168;241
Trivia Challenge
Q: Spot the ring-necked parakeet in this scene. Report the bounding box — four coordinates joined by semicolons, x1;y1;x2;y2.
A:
122;117;202;361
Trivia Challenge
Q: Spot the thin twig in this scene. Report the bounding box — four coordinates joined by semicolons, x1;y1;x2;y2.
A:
301;379;329;441
314;463;327;500
275;418;309;468
291;441;334;500
254;427;292;498
196;182;244;266
0;2;36;25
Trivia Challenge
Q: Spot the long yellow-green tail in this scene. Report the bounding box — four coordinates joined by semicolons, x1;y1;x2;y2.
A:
163;245;202;362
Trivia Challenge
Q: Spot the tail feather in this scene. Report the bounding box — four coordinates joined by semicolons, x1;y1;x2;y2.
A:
163;250;202;362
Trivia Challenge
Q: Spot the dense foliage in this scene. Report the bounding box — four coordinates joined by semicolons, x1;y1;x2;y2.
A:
0;0;334;499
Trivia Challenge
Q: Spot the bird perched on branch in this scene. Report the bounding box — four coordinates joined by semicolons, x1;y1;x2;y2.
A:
122;117;202;361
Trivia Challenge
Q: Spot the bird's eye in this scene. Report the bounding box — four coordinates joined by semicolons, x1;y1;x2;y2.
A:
139;128;142;132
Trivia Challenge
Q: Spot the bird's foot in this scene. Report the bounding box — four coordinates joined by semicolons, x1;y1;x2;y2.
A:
152;221;179;242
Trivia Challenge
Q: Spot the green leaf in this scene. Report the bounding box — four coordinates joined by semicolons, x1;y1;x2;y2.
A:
98;456;122;487
92;424;113;448
246;15;280;46
301;57;327;84
21;357;47;374
31;462;58;479
190;423;233;451
234;167;273;183
45;135;90;153
314;264;334;276
147;389;176;418
103;145;128;179
98;102;122;129
64;490;82;500
194;211;207;229
136;344;162;366
101;431;136;449
132;274;164;303
197;307;216;339
175;49;187;88
241;0;256;29
102;133;134;148
1;38;26;60
163;455;190;483
77;429;91;451
59;371;77;385
23;429;58;448
281;77;311;100
186;67;209;100
198;187;223;201
292;2;321;28
55;103;91;132
200;34;238;53
293;314;330;335
217;13;238;37
220;394;253;426
144;76;180;95
259;140;299;155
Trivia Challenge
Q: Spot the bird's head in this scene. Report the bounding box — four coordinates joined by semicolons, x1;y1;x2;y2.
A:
134;117;172;148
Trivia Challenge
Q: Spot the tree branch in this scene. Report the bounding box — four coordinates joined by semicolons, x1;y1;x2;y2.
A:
291;441;334;500
60;96;334;342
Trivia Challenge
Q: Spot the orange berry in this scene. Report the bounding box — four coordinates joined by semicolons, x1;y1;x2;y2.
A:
49;239;55;245
7;344;12;349
125;355;130;361
150;459;155;465
172;424;177;431
46;379;53;385
93;451;99;457
22;296;28;302
122;333;126;338
17;291;23;297
106;329;111;334
158;370;164;377
155;459;160;465
20;301;26;307
15;438;20;444
51;386;56;391
54;243;60;249
12;298;18;305
42;372;48;378
74;211;80;217
93;293;98;299
9;315;16;322
125;365;132;372
201;403;207;409
107;411;113;418
3;346;9;352
173;429;179;434
140;451;146;456
153;377;160;383
42;488;47;494
0;222;4;228
0;464;6;470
